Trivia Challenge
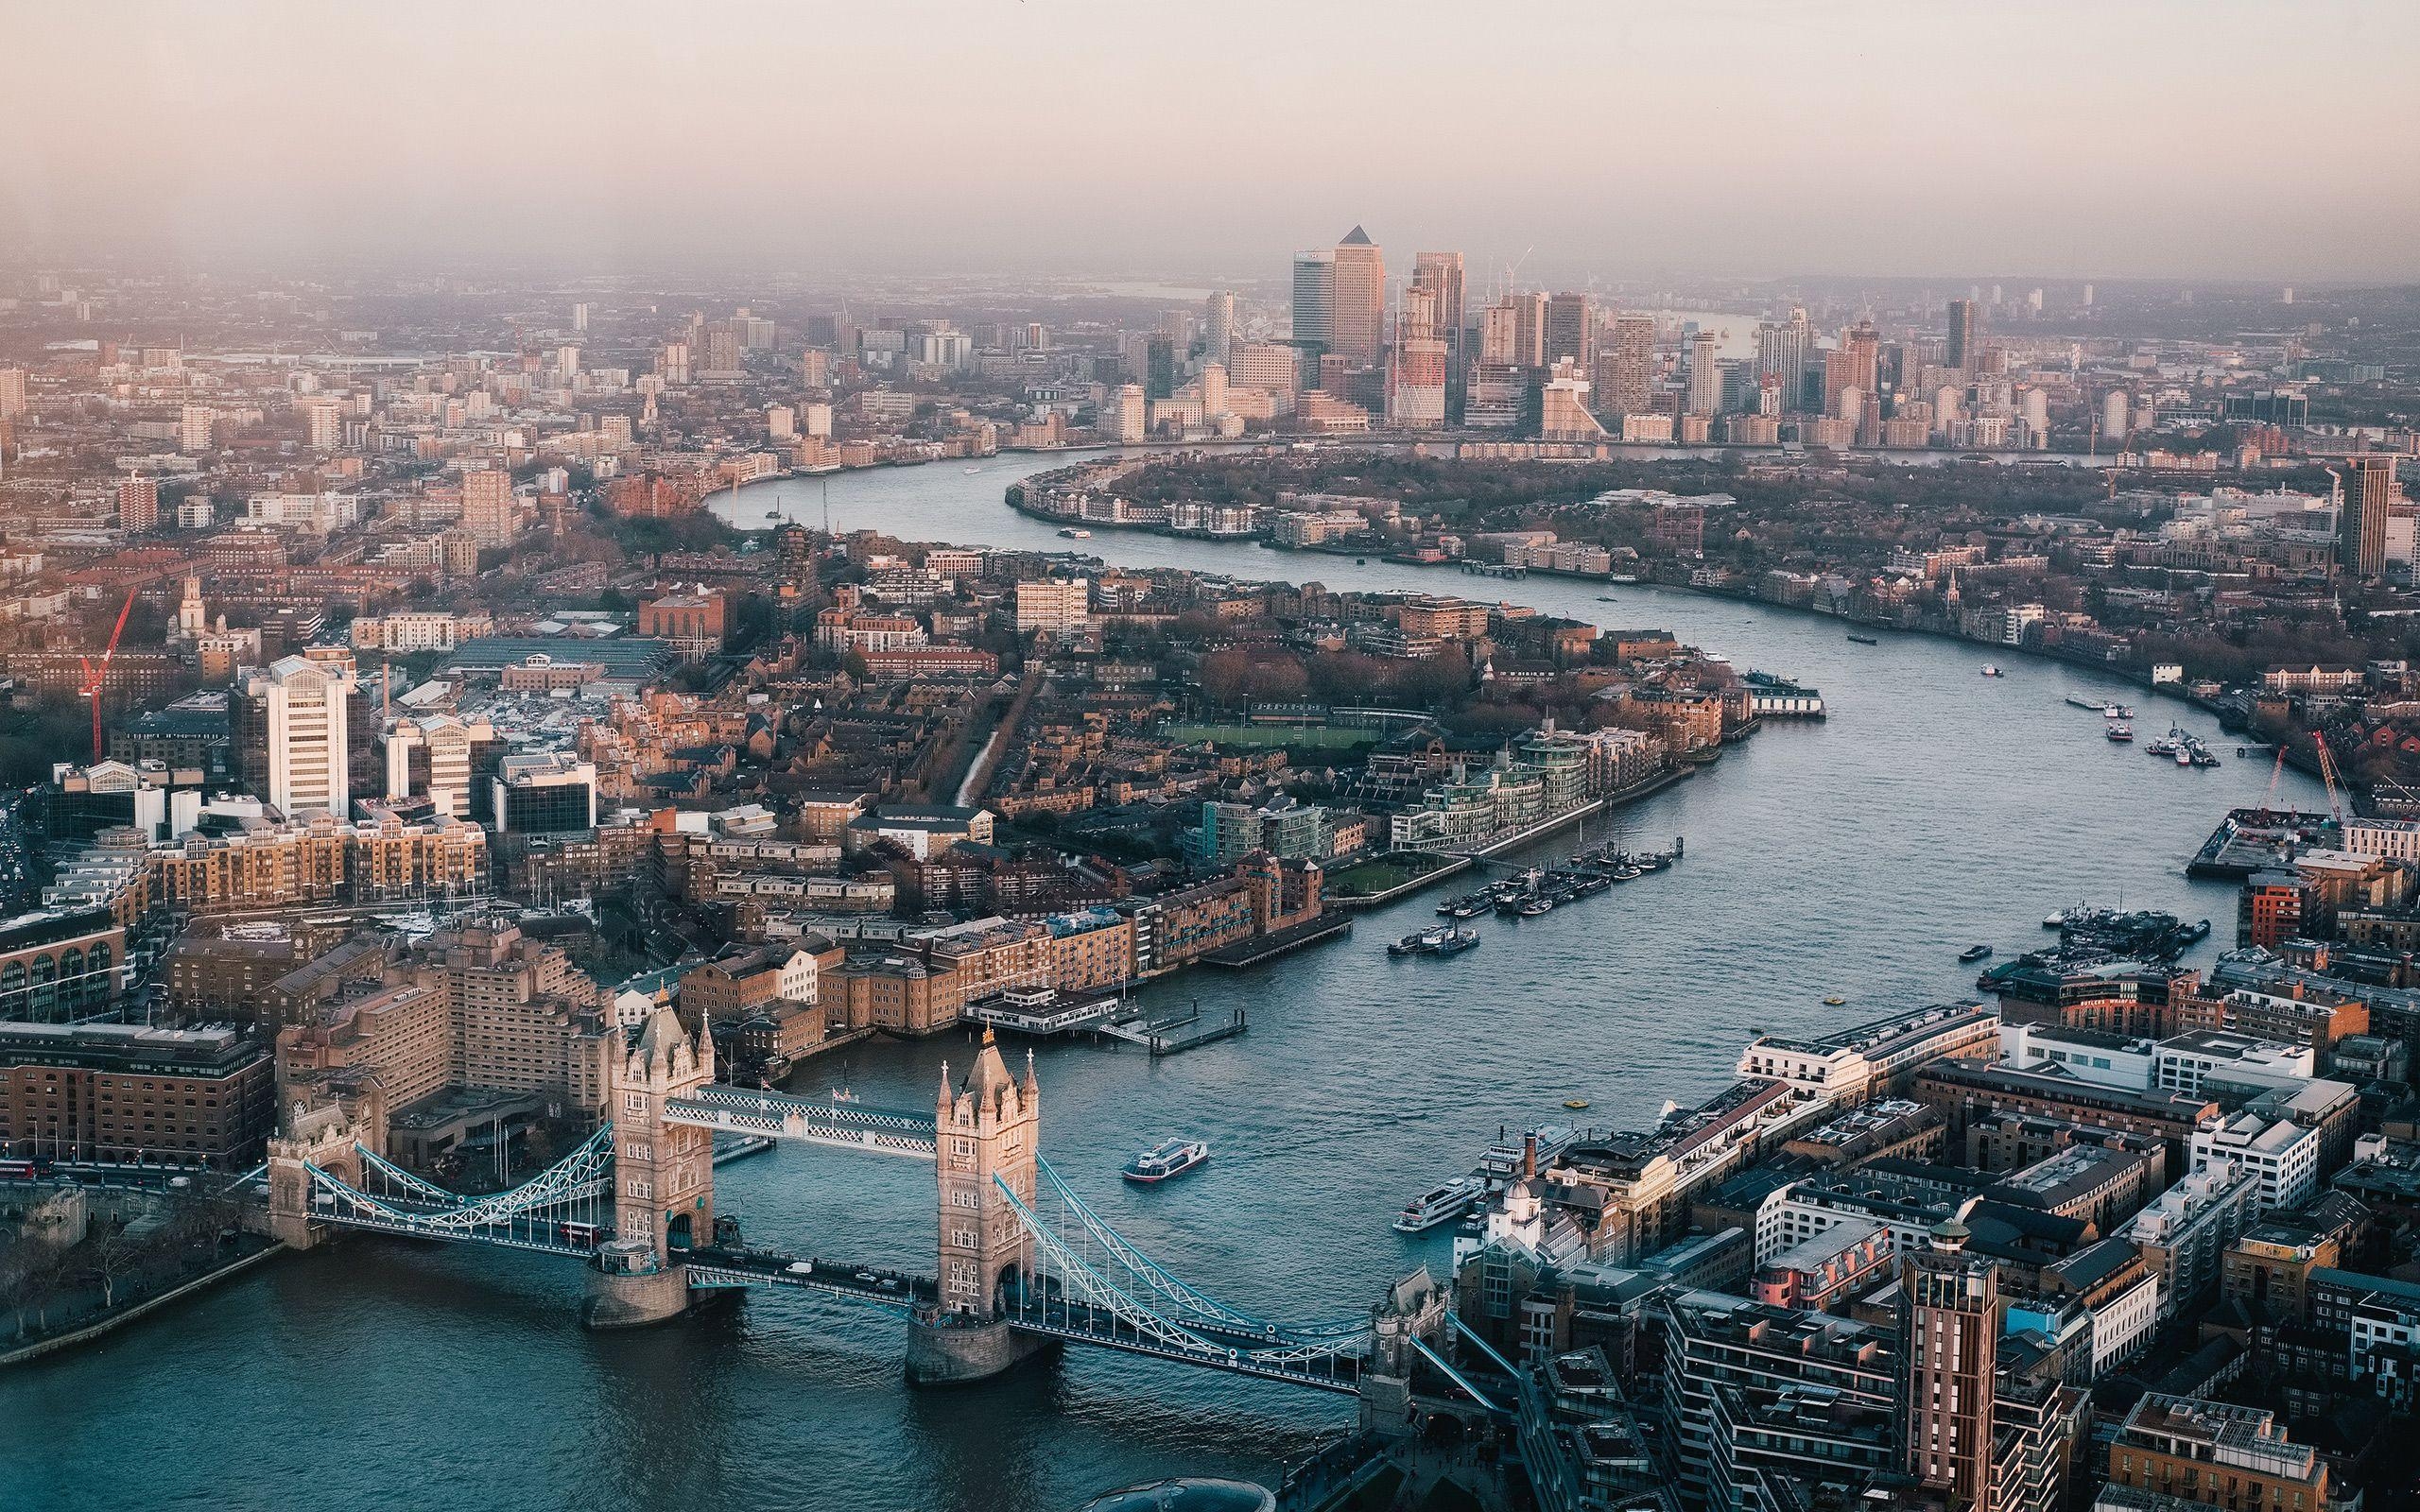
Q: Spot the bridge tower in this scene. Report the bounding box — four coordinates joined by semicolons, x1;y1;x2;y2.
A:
906;1029;1055;1384
583;1005;717;1329
265;1087;385;1249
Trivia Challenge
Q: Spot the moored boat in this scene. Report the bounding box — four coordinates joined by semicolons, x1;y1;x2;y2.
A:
1393;1177;1484;1232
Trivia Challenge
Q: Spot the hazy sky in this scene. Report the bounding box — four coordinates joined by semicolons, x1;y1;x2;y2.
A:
5;0;2416;284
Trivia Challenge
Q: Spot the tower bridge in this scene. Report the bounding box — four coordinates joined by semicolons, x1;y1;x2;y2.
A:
265;1005;1467;1407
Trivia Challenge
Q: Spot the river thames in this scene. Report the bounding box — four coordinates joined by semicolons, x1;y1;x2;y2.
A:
2;454;2326;1512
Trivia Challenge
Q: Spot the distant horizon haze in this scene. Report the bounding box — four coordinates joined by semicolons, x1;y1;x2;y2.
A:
3;0;2416;284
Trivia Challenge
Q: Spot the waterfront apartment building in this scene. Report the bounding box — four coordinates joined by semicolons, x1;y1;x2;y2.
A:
276;980;455;1114
1044;909;1134;993
1910;1058;2220;1160
822;951;967;1036
1737;1002;2001;1107
148;812;489;914
680;945;826;1028
0;1021;275;1168
1120;875;1257;976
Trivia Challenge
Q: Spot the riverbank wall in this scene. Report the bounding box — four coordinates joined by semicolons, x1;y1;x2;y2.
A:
0;1242;286;1368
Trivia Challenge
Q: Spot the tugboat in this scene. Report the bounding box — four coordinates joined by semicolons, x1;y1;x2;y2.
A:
1959;944;1994;963
1432;927;1481;957
1123;1139;1210;1184
1393;1177;1484;1233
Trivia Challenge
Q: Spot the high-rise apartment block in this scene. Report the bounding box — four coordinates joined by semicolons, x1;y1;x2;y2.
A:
1101;385;1146;444
1597;315;1657;420
117;475;159;531
1900;1219;1997;1507
1947;298;1980;372
1687;332;1722;416
2341;454;2397;578
1203;289;1235;368
1544;292;1594;370
462;466;515;546
1755;310;1812;410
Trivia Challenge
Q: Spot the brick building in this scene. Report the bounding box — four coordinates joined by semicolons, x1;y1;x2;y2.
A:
0;1020;275;1168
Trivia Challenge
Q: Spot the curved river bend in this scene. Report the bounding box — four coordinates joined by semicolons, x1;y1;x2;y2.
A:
1;455;2324;1512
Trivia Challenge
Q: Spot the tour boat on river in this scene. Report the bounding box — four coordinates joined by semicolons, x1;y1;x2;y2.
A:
1122;1139;1210;1184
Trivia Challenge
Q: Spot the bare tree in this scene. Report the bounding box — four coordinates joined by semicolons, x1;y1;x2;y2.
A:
1;1240;69;1335
83;1222;154;1310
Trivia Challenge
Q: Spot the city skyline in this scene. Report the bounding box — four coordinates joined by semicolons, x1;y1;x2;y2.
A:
6;1;2418;284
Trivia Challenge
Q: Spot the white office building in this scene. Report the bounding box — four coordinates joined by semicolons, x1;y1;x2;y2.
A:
247;656;357;817
2189;1112;2320;1217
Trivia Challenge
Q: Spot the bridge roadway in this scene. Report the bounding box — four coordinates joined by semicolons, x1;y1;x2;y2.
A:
661;1086;939;1160
304;1202;605;1258
683;1246;939;1313
1001;1288;1365;1394
677;1248;1367;1394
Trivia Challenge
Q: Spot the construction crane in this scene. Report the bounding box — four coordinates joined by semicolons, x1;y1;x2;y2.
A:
2257;743;2290;815
78;588;139;764
2308;729;2345;827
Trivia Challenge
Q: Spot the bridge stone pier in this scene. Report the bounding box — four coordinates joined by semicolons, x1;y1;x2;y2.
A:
905;1031;1059;1384
584;1005;718;1329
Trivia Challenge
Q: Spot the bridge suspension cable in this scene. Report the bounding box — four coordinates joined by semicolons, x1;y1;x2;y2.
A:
299;1124;617;1257
1032;1156;1370;1339
996;1172;1370;1390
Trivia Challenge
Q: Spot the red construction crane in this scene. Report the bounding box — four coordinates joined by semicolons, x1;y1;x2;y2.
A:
78;588;139;764
2308;729;2345;828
